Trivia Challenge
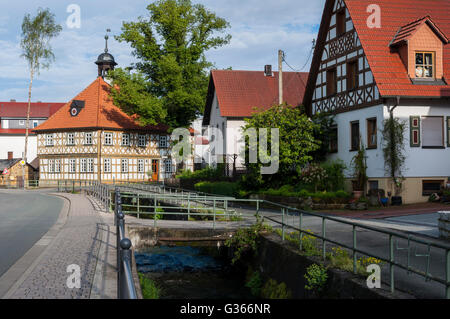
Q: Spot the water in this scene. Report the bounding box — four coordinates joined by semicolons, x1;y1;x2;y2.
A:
135;245;254;299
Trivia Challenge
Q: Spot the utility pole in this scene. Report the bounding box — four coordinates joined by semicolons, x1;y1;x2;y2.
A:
278;49;283;105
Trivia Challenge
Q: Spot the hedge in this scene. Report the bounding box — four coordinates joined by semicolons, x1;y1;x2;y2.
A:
194;181;239;197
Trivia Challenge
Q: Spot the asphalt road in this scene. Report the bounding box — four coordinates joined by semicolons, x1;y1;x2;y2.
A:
0;190;63;278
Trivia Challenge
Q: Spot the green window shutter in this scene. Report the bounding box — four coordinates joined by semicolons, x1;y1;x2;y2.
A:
447;116;450;147
410;116;421;147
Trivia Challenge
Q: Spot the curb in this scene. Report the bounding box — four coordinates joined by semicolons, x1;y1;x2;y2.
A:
0;193;71;299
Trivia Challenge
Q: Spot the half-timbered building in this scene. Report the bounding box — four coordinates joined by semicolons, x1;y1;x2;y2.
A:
304;0;450;204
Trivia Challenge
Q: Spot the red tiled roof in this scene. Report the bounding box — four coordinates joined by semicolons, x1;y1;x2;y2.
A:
33;77;168;132
207;70;309;119
0;102;64;118
345;0;450;97
0;129;35;135
390;16;449;47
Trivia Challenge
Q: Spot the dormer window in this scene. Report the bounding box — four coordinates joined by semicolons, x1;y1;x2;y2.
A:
415;52;434;78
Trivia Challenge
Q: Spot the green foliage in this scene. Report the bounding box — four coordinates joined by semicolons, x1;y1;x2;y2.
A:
273;229;321;257
326;247;383;276
304;264;328;293
382;115;407;193
111;0;231;128
225;219;268;264
299;163;328;192
320;160;347;192
177;165;225;182
261;187;351;204
139;273;160;299
260;279;292;299
351;141;368;191
242;104;320;190
245;268;263;297
194;181;238;197
310;112;336;162
21;8;62;74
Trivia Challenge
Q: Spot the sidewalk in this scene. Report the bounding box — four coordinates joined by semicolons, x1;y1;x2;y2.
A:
2;193;116;299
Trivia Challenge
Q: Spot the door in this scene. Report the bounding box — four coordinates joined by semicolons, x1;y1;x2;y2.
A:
152;160;159;181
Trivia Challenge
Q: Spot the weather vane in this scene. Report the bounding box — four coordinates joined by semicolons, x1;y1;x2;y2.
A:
104;28;111;53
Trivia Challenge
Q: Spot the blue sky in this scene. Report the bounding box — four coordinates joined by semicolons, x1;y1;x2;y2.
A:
0;0;325;102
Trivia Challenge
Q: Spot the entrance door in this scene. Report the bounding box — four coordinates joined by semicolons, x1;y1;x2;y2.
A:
152;160;159;181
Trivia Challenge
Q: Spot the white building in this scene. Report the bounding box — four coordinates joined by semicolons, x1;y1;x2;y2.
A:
202;68;308;173
303;0;450;204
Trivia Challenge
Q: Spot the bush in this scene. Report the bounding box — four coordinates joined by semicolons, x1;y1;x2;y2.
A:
304;264;328;293
260;279;292;299
139;273;160;299
194;181;239;197
177;165;225;182
261;188;351;204
320;160;346;192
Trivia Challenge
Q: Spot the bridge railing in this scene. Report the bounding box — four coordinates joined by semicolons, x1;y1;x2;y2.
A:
126;182;450;299
114;187;138;299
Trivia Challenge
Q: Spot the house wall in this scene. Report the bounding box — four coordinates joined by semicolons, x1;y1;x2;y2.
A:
225;119;246;168
206;92;227;164
0;135;38;161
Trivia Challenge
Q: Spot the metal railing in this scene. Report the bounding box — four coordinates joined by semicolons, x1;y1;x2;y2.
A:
114;187;138;299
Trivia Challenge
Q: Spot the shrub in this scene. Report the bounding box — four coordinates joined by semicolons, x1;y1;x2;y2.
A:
177;165;225;182
320;160;346;192
300;163;328;192
304;264;328;293
194;181;239;197
260;279;292;299
139;273;160;299
245;269;263;297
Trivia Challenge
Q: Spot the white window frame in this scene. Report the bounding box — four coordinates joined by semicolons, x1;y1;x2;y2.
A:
122;133;130;146
159;135;168;148
45;134;54;146
87;158;94;173
422;116;444;148
84;132;93;145
138;159;145;173
55;159;61;173
121;159;129;173
49;159;55;173
67;133;75;146
138;134;147;147
104;158;111;173
19;120;25;126
80;158;87;173
69;159;76;173
164;159;172;173
104;132;113;146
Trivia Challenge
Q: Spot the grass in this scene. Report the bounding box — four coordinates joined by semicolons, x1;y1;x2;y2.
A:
138;273;160;299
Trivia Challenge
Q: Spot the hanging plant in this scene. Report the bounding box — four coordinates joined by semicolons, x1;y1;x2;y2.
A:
382;115;406;195
351;140;368;192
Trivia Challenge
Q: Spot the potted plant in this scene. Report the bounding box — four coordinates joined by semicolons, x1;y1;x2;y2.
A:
351;140;368;200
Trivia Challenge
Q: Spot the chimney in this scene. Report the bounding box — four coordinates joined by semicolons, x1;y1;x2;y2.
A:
10;99;16;102
264;65;273;77
8;152;13;160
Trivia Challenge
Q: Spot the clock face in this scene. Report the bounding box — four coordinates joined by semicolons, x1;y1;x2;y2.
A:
70;107;79;117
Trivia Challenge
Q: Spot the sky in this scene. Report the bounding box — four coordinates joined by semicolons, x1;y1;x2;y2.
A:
0;0;325;103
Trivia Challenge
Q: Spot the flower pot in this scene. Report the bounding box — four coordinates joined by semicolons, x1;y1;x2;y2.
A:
353;191;363;200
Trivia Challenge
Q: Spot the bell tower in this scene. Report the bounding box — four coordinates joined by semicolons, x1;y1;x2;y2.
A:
95;29;118;78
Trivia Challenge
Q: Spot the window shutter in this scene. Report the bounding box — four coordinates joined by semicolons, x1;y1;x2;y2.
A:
410;116;421;147
447;117;450;147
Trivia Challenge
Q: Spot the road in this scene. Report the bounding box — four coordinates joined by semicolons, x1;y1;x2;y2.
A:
0;189;63;278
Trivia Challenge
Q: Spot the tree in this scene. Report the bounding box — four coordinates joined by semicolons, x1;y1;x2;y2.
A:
110;0;231;129
241;104;320;189
20;8;62;184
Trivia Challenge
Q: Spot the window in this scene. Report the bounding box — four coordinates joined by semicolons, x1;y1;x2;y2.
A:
138;134;147;147
87;158;94;173
45;134;54;146
336;9;346;36
422;180;444;196
84;132;93;145
55;159;61;173
19;120;25;126
121;159;129;173
326;68;337;96
138;159;145;173
164;159;172;173
367;118;377;149
329;126;338;153
69;159;76;173
369;181;379;191
104;133;113;146
104;158;111;173
350;121;360;151
122;133;130;146
67;133;75;145
415;52;434;78
347;60;358;90
80;158;87;173
422;116;444;148
159;135;168;148
49;159;55;173
33;121;38;128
